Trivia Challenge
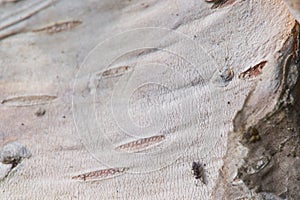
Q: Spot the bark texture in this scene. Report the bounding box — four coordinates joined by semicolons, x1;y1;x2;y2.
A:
0;0;299;199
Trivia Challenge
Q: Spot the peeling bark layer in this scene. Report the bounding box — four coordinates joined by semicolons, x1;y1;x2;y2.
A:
0;0;298;199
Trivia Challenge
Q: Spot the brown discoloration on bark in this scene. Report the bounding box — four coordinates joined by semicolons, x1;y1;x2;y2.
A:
239;61;267;80
1;95;57;106
72;167;128;181
101;66;132;78
116;135;165;153
33;20;82;34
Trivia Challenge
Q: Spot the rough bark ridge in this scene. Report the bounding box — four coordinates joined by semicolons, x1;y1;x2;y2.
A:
0;0;298;199
212;22;300;199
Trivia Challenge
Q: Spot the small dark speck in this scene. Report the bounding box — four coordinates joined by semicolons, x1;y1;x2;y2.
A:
21;123;24;126
176;13;179;16
35;108;46;117
194;35;197;39
141;3;149;8
62;116;66;118
227;101;230;104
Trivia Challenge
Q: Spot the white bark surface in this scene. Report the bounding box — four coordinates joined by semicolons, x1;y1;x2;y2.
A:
0;0;296;199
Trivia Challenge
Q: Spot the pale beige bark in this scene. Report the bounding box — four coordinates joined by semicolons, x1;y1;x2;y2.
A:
283;0;300;22
0;0;297;199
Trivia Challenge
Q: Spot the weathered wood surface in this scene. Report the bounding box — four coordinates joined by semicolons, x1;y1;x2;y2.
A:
0;0;297;199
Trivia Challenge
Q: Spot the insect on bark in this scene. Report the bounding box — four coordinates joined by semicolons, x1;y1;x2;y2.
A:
192;161;207;185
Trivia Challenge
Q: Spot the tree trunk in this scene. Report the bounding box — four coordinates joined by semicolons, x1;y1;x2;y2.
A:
0;0;299;199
